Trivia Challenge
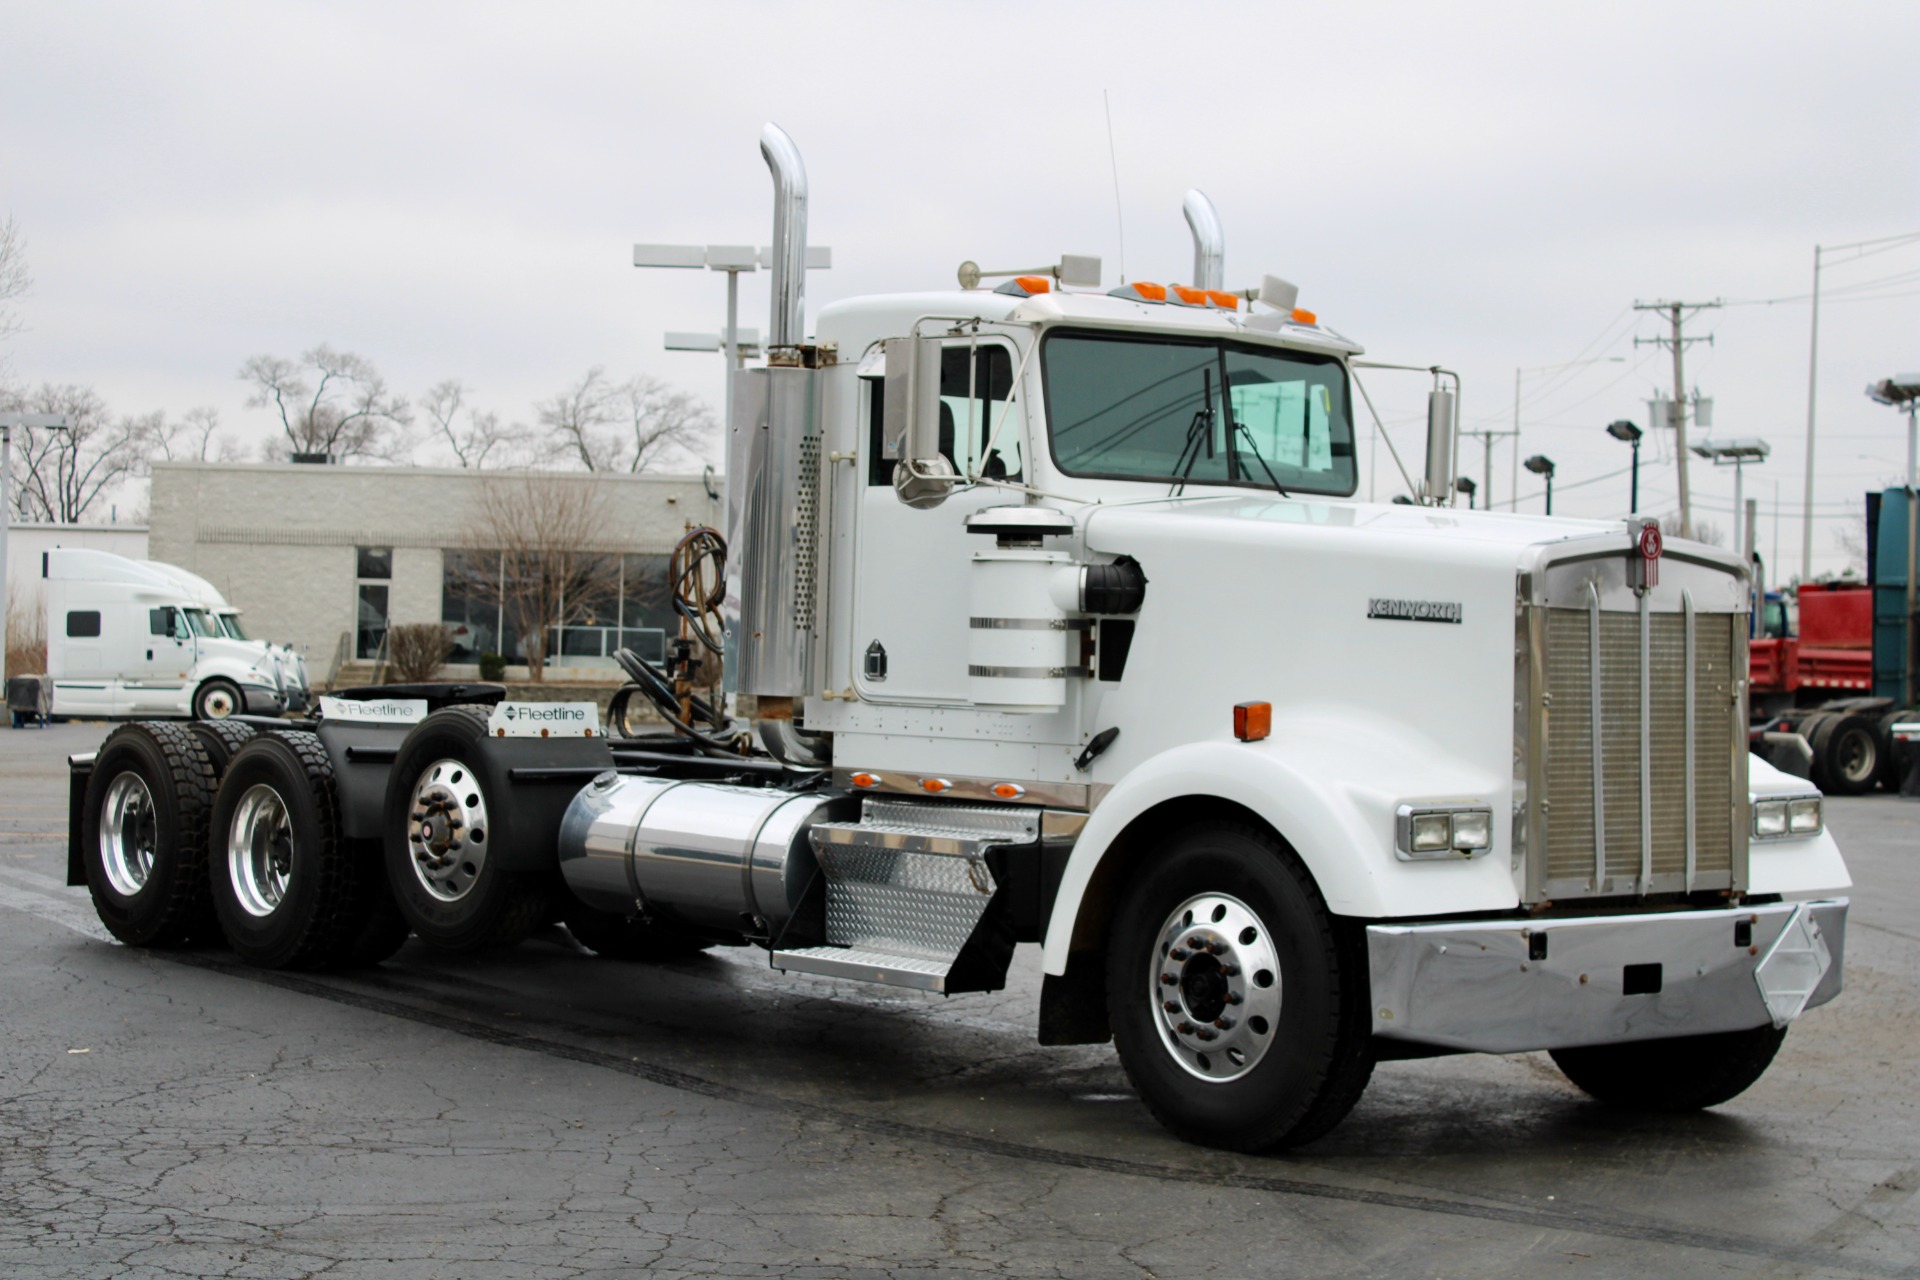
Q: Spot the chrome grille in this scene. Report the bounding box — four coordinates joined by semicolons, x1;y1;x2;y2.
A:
1536;595;1741;898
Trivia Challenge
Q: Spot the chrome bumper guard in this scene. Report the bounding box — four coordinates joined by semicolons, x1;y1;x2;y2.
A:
1367;898;1847;1054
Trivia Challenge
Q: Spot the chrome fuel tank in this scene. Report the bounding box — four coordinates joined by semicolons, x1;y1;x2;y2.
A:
557;773;852;937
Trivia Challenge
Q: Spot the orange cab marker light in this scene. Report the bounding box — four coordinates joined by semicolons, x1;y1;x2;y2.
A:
993;276;1053;297
1170;285;1208;306
851;772;883;788
1233;701;1271;742
1206;290;1240;310
992;782;1026;800
1290;307;1318;325
1110;281;1167;303
920;777;952;794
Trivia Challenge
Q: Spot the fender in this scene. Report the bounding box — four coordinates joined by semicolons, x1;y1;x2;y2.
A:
1746;754;1853;897
1041;722;1515;976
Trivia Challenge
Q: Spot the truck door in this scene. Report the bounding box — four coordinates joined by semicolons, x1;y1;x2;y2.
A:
123;604;194;714
852;338;1023;704
49;600;116;716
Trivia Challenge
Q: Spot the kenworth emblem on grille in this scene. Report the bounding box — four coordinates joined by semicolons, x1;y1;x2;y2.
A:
1367;598;1463;624
1628;516;1662;592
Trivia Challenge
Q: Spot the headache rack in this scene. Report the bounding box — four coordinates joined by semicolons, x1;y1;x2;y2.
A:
1516;543;1751;902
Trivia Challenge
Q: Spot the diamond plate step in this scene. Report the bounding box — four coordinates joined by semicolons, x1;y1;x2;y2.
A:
770;946;955;992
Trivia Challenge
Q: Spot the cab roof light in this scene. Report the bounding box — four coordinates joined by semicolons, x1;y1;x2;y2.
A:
994;275;1052;297
1290;307;1318;325
1233;701;1271;742
1169;284;1209;307
1205;290;1240;311
1109;281;1167;303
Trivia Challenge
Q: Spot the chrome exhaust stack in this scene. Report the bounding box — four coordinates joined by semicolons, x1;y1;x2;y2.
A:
1183;189;1224;292
760;122;808;350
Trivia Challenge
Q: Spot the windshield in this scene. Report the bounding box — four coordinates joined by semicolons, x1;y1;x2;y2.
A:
220;613;250;641
181;608;215;639
1042;330;1356;495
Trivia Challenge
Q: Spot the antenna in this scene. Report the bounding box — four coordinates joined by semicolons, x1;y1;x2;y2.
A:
1103;90;1126;284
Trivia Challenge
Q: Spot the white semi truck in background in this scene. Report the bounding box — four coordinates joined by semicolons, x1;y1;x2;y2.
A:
66;124;1848;1152
44;547;310;719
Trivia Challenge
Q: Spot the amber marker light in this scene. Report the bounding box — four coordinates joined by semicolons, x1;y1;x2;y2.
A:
992;782;1027;800
1206;290;1240;310
920;777;952;794
1110;281;1168;303
1233;701;1271;742
1170;285;1208;306
851;772;882;788
1290;308;1318;325
1014;276;1051;294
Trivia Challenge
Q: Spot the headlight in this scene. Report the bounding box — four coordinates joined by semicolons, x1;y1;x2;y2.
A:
1752;795;1822;840
1396;804;1494;860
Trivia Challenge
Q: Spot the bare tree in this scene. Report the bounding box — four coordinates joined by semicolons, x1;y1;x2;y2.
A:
386;623;456;682
239;343;414;462
459;474;623;682
1;383;143;522
422;379;529;468
138;405;245;462
538;368;713;472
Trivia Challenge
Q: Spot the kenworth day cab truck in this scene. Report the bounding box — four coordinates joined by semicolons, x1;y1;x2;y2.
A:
45;548;310;720
67;125;1848;1152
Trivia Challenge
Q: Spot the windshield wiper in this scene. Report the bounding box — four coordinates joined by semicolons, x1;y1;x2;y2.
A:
1169;367;1216;497
1234;424;1290;497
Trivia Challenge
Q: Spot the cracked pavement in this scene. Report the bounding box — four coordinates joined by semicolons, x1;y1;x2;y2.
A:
3;722;1917;1278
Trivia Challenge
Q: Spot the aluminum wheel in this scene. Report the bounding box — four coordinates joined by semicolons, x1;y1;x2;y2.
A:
98;771;158;897
228;784;294;918
1149;892;1283;1083
405;758;490;902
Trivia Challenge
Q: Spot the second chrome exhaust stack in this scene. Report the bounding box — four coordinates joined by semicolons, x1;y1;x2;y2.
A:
1183;189;1224;291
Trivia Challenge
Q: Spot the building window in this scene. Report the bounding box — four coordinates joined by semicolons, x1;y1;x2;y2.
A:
437;550;674;669
356;546;392;659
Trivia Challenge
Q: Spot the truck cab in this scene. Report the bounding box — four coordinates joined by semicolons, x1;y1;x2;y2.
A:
43;548;291;720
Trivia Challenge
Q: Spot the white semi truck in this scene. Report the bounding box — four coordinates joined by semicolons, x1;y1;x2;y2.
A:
66;124;1848;1152
43;547;310;719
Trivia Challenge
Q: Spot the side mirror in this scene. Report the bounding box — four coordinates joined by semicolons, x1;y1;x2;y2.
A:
883;335;956;508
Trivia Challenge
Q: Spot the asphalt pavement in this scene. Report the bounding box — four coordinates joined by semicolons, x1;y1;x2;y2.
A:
1;720;1915;1279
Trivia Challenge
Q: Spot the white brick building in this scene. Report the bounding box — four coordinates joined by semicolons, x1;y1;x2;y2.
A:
148;462;720;683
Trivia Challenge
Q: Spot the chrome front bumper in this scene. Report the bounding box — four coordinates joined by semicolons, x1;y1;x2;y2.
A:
1367;898;1847;1053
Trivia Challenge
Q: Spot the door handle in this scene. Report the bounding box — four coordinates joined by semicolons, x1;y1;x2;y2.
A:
146;649;153;660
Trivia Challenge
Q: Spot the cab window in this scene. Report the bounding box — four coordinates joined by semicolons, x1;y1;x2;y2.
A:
866;344;1018;485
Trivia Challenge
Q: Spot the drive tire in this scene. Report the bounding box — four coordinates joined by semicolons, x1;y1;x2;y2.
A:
562;900;712;961
1549;1024;1788;1111
189;718;257;777
1811;713;1879;795
383;705;553;952
1105;820;1375;1152
81;722;219;948
193;678;244;721
210;732;367;970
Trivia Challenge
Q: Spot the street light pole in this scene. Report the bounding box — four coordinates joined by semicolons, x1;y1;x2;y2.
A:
1524;454;1556;514
634;242;831;443
1607;420;1643;513
1502;356;1625;511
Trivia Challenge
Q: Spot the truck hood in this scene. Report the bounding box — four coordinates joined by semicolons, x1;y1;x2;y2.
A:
1079;494;1651;574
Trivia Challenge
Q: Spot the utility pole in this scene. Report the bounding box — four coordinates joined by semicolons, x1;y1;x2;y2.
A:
1634;299;1720;538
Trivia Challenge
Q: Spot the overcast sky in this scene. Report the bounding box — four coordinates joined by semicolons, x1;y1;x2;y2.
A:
4;0;1915;575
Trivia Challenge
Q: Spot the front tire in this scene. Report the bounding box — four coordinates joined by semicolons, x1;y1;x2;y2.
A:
194;678;244;721
382;706;553;951
1550;1024;1788;1111
1106;821;1374;1151
81;722;219;947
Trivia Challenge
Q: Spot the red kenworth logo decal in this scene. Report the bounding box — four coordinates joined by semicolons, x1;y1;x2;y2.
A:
1639;524;1663;561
